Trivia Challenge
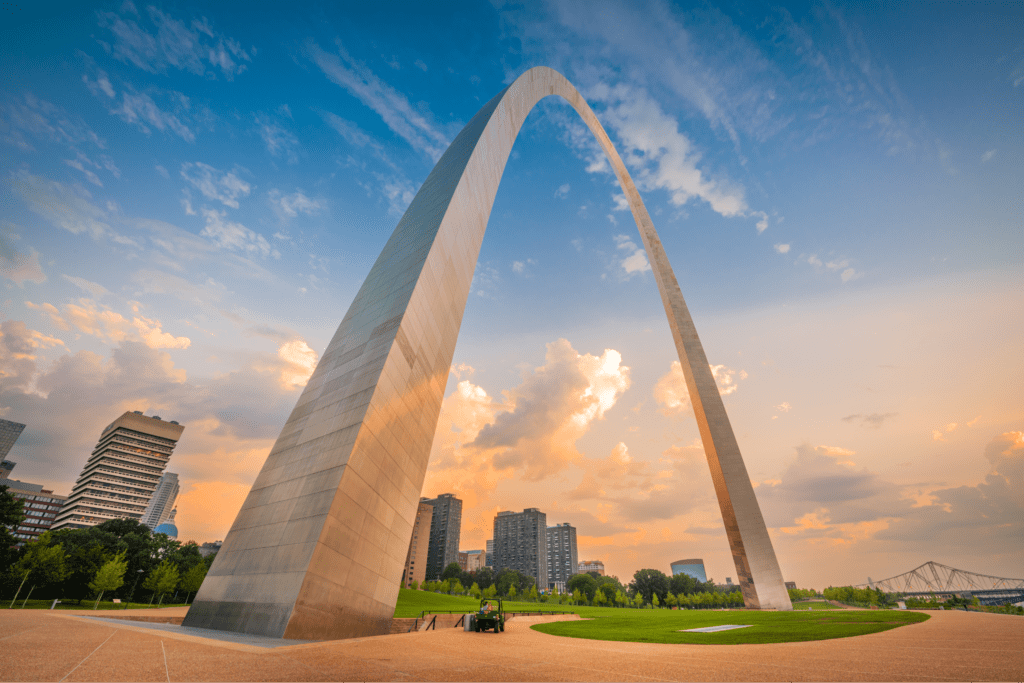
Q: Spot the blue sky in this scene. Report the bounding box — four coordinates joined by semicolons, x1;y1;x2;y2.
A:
1;0;1021;588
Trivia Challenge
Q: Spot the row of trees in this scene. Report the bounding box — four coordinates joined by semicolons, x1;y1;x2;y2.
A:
822;585;897;607
2;486;213;607
415;564;741;608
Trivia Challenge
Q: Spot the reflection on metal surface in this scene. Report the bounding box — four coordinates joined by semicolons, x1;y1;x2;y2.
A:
182;66;791;641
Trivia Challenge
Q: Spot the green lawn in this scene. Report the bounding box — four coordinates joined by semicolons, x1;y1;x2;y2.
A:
791;600;844;610
394;589;929;644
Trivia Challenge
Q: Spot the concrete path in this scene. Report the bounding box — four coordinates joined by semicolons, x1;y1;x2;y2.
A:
1;608;1021;681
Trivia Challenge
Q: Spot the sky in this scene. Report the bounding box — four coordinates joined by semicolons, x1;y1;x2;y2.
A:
1;0;1021;590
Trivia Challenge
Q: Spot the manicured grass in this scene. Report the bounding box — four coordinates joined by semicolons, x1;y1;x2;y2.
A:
5;598;191;611
791;600;844;610
531;608;929;644
393;589;577;618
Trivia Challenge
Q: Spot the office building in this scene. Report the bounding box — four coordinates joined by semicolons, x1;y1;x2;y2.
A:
546;522;578;592
0;459;14;480
486;539;493;567
401;500;433;588
493;508;548;589
423;493;462;580
785;581;797;590
6;480;66;544
51;411;184;531
140;472;180;529
462;549;485;572
578;560;605;575
671;558;707;582
0;418;26;461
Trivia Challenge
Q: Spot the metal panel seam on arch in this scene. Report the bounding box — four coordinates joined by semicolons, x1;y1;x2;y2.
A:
182;66;792;642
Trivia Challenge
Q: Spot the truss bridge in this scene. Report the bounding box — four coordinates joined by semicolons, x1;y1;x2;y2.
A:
860;561;1024;606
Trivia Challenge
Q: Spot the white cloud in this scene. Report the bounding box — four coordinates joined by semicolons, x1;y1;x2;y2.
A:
414;59;428;72
613;234;651;276
200;209;275;258
0;236;46;286
654;360;747;414
753;210;769;233
256;116;299;163
980;149;996;163
306;40;449;160
269;189;324;218
112;89;195;142
554;183;570;198
511;258;537;275
61;274;109;299
11;172;115;241
588;82;748;218
180;162;251;208
774;243;790;254
98;6;252;79
155;164;169;178
1;93;105;152
277;339;319;390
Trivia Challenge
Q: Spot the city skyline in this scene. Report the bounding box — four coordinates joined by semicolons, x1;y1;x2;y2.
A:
1;1;1021;589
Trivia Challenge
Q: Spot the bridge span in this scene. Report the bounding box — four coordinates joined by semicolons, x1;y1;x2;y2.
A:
860;561;1024;605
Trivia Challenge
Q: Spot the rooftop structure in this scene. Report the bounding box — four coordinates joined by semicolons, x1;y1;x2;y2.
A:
671;558;708;583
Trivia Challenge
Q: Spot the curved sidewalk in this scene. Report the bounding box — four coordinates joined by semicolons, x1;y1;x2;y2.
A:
1;608;1021;681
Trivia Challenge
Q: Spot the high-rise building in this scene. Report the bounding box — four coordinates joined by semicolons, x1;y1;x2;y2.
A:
423;493;462;580
462;549;485;572
546;522;578;592
0;459;14;480
486;539;493;567
51;411;184;531
5;480;67;544
140;472;180;529
670;558;707;582
401;500;433;588
0;418;26;461
493;508;548;589
578;560;605;575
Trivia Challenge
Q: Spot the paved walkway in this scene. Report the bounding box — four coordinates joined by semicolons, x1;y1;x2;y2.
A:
1;608;1022;681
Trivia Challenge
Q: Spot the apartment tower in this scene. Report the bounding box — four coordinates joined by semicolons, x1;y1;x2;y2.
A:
423;493;462;580
51;411;184;530
546;522;578;592
401;500;433;588
493;508;548;589
140;472;180;529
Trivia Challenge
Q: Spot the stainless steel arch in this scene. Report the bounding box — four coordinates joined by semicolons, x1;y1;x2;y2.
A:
183;66;791;641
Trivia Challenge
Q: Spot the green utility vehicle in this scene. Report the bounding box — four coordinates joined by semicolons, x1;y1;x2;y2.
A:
475;597;505;632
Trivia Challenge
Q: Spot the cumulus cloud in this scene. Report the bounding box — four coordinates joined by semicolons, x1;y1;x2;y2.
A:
554;183;570;198
774;243;790;254
612;234;651;276
276;339;318;390
30;297;190;350
468;339;631;480
180;162;251;208
654;360;747;415
98;6;252;79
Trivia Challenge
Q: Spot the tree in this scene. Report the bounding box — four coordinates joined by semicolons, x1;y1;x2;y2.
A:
570;588;582;605
438;579;450;594
529;584;539;602
615;590;626;608
567;573;598;602
89;552;127;609
652;593;660;609
483;584;497;599
632;592;644;609
470;582;481;599
669;571;698;597
629;569;670;606
142;560;179;606
665;592;678;609
508;583;517;600
440;562;463;582
449;579;464;595
0;485;25;571
593;589;606;606
8;532;67;608
410;580;419;591
178;563;208;604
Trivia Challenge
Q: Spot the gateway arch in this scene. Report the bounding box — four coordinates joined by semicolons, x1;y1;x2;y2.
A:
183;66;792;641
